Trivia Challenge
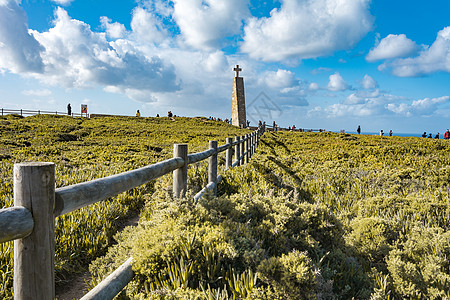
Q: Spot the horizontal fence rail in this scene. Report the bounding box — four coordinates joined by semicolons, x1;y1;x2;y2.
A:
1;108;86;118
54;157;185;217
0;125;265;300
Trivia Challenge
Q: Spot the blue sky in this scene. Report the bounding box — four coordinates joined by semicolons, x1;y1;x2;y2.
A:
0;0;449;133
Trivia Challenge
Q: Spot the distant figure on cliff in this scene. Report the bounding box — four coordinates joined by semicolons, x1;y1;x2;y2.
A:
136;110;141;117
422;132;427;138
156;114;159;117
435;132;440;139
428;133;432;138
67;103;71;116
445;129;450;139
168;111;173;118
380;130;384;136
357;125;361;134
389;130;393;136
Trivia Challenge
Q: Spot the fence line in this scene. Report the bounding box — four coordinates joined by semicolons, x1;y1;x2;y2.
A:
1;108;86;118
0;124;265;300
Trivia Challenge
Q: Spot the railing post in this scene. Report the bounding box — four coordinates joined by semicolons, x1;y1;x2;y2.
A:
14;162;55;300
240;135;245;165
173;144;188;198
226;137;233;170
244;134;249;164
234;136;240;166
208;141;218;195
251;133;255;157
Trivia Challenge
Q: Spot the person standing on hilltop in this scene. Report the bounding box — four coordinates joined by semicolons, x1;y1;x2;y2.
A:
67;103;71;116
380;130;384;136
357;125;361;134
136;110;141;117
445;129;450;139
435;132;440;139
389;130;393;136
422;132;427;138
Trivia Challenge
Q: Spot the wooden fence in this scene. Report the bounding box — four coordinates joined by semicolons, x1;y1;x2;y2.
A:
0;125;265;299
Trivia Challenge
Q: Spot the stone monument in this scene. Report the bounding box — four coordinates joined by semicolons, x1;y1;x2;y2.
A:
232;65;246;128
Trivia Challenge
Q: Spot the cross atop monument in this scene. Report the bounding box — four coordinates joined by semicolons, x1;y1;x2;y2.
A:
233;65;242;77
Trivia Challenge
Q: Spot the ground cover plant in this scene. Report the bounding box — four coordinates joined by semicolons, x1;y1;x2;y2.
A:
2;115;450;299
90;131;450;299
0;114;247;299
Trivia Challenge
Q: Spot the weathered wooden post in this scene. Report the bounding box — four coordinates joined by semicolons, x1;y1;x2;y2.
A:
251;133;255;156
14;162;55;300
235;136;240;166
208;141;218;195
244;134;249;164
240;135;245;165
226;137;233;170
173;144;188;198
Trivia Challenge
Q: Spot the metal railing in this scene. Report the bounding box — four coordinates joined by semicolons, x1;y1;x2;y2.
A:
1;108;86;117
0;125;265;300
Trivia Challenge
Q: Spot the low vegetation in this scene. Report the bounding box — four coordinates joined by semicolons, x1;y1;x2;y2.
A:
0;114;247;299
2;115;450;299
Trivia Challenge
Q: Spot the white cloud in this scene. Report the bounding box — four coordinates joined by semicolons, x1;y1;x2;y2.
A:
100;17;127;39
361;74;378;89
0;0;44;73
50;0;74;6
172;0;250;50
22;89;52;97
26;8;179;98
366;34;419;62
379;27;450;77
242;0;374;61
260;69;299;89
387;96;450;116
327;72;349;91
309;82;320;91
130;7;166;44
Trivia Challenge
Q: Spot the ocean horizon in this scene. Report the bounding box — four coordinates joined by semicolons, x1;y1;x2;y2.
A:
343;131;445;138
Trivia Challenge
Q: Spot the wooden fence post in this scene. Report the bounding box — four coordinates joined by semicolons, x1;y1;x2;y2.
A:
240;136;245;165
226;137;233;170
244;134;249;164
235;136;240;166
208;141;218;195
14;162;55;300
173;144;188;198
251;133;255;156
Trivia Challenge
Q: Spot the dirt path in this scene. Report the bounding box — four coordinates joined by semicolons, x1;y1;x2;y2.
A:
55;213;140;300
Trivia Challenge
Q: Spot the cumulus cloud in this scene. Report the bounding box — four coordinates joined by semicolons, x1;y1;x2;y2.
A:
309;82;320;91
387;96;450;116
0;0;44;73
260;69;299;89
310;87;449;119
366;34;419;62
379;27;450;77
172;0;250;50
130;7;167;44
242;0;374;61
100;17;127;39
361;74;378;89
327;72;349;91
24;8;180;100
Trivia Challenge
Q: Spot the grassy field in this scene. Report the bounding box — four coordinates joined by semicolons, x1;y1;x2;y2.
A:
0;114;248;299
2;115;450;299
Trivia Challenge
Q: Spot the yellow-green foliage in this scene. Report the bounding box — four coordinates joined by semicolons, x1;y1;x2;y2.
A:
0;114;248;299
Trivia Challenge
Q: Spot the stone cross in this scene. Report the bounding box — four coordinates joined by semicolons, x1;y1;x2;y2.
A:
233;65;242;77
